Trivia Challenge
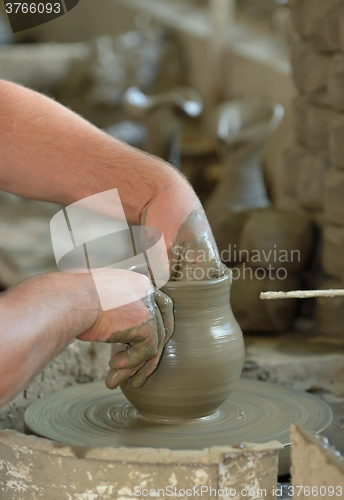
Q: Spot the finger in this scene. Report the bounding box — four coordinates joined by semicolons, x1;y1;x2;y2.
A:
129;305;165;388
105;362;144;389
154;288;174;343
108;319;158;370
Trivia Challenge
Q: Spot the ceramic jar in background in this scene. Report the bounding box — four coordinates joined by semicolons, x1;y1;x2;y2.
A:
119;268;245;420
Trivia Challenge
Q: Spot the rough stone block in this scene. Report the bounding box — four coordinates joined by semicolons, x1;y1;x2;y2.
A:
329;114;344;168
311;0;344;53
324;168;344;224
322;226;344;279
291;40;330;93
293;96;335;152
281;144;307;198
315;278;344;336
339;10;344;52
305;104;335;152
290;0;343;51
309;89;332;109
296;151;330;210
0;430;282;500
289;0;314;39
328;54;344;112
291;424;344;499
238;209;314;272
230;264;300;332
293;94;309;145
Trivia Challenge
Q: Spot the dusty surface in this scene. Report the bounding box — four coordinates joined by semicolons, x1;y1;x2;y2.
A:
242;332;344;396
0;429;282;500
291;39;330;94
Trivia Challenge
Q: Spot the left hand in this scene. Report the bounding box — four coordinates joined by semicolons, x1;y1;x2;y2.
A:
78;271;174;389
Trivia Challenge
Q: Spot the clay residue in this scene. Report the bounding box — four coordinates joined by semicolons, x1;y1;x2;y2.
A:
168;209;225;281
106;288;174;390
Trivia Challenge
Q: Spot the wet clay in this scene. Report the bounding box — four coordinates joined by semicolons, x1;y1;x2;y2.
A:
168;209;225;281
24;379;333;476
120;268;244;419
23;268;333;476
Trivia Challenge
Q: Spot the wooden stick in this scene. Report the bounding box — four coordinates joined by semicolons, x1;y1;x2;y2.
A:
260;289;344;300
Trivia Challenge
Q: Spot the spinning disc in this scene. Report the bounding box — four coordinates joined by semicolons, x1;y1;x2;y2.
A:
24;379;332;475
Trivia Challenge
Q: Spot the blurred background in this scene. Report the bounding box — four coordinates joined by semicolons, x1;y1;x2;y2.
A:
2;0;344;461
0;0;294;286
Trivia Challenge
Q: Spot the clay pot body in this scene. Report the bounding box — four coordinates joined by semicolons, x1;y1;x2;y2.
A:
120;270;245;420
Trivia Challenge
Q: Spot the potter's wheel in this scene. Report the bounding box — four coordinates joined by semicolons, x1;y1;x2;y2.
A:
24;379;332;475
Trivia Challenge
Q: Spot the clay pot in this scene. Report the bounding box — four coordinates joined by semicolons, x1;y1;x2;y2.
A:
120;269;245;420
205;99;284;257
206;99;284;222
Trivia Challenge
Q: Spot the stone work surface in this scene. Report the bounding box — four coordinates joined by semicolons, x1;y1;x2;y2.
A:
0;430;282;500
284;0;344;337
291;423;344;499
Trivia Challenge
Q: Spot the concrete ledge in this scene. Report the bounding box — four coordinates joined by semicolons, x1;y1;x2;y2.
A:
0;429;282;500
291;423;344;498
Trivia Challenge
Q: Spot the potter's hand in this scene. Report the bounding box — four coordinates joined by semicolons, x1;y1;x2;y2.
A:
141;167;224;282
169;209;225;281
78;270;174;389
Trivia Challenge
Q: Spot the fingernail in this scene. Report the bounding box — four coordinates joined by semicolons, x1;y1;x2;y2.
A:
105;371;119;389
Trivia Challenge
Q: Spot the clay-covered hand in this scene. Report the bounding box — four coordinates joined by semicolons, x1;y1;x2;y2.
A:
78;271;174;389
169;209;225;281
142;169;224;282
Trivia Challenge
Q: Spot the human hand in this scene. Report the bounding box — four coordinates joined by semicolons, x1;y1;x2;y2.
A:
141;168;224;282
169;209;225;281
77;270;174;389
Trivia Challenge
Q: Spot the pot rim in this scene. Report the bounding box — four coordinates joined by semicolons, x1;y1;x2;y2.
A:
165;266;231;289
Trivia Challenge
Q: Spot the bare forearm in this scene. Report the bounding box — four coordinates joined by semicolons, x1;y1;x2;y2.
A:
0;80;198;228
0;273;98;407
